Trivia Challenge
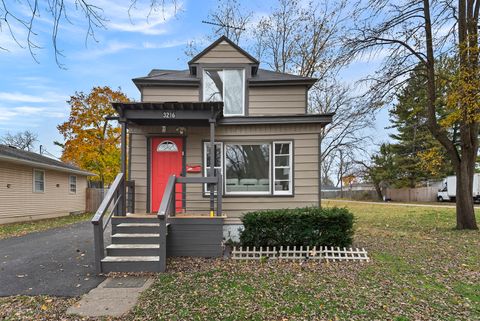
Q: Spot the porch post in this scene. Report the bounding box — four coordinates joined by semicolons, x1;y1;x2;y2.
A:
119;120;127;216
209;119;215;215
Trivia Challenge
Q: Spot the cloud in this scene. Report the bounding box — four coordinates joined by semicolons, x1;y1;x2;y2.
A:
75;40;137;59
94;0;182;35
142;38;190;49
0;91;62;103
0;105;66;123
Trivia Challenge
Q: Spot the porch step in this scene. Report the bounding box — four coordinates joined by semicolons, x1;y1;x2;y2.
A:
111;233;160;244
111;216;157;225
106;244;160;256
101;256;160;273
115;222;160;234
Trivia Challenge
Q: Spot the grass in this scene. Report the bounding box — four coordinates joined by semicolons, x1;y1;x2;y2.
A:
0;212;92;239
0;202;479;320
130;201;479;321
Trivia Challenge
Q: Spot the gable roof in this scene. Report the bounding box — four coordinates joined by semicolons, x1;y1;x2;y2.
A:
188;35;259;65
0;144;94;176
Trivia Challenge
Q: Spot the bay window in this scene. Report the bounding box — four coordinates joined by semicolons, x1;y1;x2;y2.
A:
203;69;244;116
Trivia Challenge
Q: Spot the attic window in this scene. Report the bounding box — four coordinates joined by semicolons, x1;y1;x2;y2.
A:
203;69;244;116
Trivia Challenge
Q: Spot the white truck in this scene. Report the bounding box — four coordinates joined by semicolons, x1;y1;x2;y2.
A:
437;174;480;203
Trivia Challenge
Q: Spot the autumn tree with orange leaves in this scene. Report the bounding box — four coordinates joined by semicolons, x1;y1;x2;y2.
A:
57;86;130;187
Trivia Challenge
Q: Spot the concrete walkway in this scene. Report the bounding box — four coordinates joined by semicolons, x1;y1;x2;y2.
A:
0;221;107;297
67;277;153;317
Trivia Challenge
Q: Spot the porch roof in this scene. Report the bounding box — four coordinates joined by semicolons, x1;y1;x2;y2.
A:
112;101;223;126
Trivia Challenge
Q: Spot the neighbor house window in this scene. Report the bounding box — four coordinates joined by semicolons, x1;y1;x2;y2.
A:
33;169;45;193
69;175;77;193
273;142;292;195
204;142;223;194
225;143;270;194
203;69;245;116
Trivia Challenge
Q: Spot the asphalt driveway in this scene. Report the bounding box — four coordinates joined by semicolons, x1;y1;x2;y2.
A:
0;221;108;297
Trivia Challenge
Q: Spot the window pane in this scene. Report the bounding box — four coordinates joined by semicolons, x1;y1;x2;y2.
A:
275;168;290;180
223;69;243;115
275;155;290;167
35;170;44;181
275;181;290;191
206;144;222;167
35;181;44;192
275;143;290;155
203;70;223;102
225;144;269;193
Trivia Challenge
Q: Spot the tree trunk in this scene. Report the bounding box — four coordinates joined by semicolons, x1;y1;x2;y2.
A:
373;181;383;201
455;159;478;230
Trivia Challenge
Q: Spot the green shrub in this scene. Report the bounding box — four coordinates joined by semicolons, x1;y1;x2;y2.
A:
239;207;354;247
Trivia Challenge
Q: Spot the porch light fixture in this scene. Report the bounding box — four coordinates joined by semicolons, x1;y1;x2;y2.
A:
162;126;167;133
176;127;186;135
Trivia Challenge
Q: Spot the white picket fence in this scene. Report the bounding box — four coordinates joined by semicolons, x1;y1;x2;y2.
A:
231;246;369;262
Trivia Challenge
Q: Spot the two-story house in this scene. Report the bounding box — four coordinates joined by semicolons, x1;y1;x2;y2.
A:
92;36;333;273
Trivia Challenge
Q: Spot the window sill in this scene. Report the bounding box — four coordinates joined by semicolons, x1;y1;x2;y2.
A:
203;194;294;198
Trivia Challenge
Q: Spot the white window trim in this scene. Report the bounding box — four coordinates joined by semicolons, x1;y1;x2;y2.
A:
33;169;45;193
224;142;271;196
69;175;77;194
203;142;223;194
273;141;293;195
202;68;245;117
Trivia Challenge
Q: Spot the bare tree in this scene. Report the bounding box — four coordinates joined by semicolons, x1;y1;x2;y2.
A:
0;0;179;66
1;130;38;151
253;0;347;77
345;0;479;229
205;0;252;44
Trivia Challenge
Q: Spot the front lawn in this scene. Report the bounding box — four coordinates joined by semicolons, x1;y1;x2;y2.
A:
131;201;479;321
0;212;92;239
0;202;478;320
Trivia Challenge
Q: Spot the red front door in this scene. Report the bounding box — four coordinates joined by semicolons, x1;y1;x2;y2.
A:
151;137;183;213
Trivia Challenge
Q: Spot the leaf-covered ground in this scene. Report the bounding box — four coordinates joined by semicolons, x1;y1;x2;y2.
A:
1;202;479;320
0;212;91;239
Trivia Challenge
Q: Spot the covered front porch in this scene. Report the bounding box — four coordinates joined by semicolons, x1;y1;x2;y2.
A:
91;101;226;273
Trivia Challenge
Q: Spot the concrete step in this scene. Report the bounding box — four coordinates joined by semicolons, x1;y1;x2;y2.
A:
111;233;160;244
115;223;160;234
106;244;160;256
101;256;160;273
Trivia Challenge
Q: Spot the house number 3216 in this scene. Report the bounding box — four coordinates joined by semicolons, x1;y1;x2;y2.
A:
162;112;176;119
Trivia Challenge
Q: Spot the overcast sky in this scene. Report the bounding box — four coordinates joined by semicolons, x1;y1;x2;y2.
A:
0;0;392;157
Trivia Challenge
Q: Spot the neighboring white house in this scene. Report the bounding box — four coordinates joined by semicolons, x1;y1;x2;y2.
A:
0;144;93;224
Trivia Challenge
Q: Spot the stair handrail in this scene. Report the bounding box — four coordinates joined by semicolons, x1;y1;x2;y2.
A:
91;172;125;273
157;175;176;272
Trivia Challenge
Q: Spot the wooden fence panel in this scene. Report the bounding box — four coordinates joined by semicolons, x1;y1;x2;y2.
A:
386;186;438;202
86;188;108;213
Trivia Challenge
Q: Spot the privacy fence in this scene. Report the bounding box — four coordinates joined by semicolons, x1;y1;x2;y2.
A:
323;186;439;202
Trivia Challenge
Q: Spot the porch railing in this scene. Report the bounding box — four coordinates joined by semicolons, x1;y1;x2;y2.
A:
157;173;222;272
91;172;125;273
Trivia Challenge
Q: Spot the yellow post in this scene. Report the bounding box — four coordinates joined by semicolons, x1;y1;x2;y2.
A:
210;210;214;217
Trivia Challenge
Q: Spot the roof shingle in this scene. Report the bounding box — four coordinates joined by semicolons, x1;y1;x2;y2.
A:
0;144;92;175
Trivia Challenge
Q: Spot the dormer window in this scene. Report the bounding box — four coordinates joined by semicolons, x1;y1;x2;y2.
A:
203;68;245;116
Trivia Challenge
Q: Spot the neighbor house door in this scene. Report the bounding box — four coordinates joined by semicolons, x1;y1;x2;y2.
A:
151;137;183;213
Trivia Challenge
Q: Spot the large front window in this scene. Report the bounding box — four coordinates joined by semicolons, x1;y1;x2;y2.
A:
203;69;244;116
225;143;270;194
